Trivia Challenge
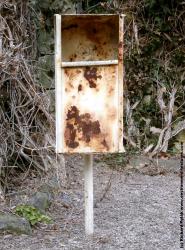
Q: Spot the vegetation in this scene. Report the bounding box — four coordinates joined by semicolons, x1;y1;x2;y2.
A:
0;0;184;190
83;0;185;155
15;204;52;226
0;0;65;193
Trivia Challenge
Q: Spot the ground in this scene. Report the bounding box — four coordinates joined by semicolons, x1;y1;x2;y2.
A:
0;155;183;250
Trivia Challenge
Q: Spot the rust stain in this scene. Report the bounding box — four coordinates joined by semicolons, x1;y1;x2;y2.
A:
108;107;117;120
118;41;123;61
108;86;114;95
84;67;102;88
62;24;78;30
66;105;79;121
65;106;101;148
119;41;123;48
64;68;70;77
78;84;82;92
86;26;100;44
93;45;98;51
92;28;97;34
63;65;118;152
101;139;109;150
62;15;119;62
65;123;79;148
69;53;77;62
79;113;101;143
65;69;76;79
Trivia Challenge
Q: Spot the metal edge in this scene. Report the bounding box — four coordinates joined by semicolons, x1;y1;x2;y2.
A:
118;14;125;153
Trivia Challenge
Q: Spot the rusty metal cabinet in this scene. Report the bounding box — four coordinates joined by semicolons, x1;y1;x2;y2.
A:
55;14;124;153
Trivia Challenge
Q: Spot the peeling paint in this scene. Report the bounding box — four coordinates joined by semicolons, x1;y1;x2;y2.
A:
63;65;118;152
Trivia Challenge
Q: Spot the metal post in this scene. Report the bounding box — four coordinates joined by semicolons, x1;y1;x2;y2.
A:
84;154;94;235
55;14;63;154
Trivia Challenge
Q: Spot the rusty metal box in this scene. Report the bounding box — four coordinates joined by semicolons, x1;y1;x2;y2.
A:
55;14;124;153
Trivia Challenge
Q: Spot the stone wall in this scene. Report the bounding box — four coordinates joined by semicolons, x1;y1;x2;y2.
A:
30;0;77;114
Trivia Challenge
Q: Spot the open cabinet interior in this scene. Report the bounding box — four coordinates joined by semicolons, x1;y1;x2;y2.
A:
61;15;119;62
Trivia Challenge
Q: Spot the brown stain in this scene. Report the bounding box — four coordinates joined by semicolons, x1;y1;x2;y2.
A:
96;46;108;58
65;106;101;148
65;123;79;149
68;82;74;89
62;24;78;31
108;107;117;120
84;67;102;88
78;84;82;92
119;42;123;49
92;28;97;34
93;45;98;51
79;114;101;143
85;25;100;44
101;139;109;150
64;68;70;77
64;70;76;90
118;42;123;60
62;15;119;62
65;69;76;79
66;106;79;121
108;86;114;95
69;53;77;62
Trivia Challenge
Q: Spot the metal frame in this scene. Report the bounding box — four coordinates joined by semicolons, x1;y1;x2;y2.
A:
61;60;118;67
55;14;125;154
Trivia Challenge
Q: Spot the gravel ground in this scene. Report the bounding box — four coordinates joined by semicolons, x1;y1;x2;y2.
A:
0;155;183;250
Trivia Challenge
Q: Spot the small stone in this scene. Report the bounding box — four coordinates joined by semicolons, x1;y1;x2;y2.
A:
37;30;54;55
46;90;55;113
29;192;51;212
0;214;32;235
37;70;54;89
60;192;72;207
38;55;54;73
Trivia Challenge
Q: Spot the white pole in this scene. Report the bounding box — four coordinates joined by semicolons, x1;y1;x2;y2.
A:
54;14;63;153
84;154;94;235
